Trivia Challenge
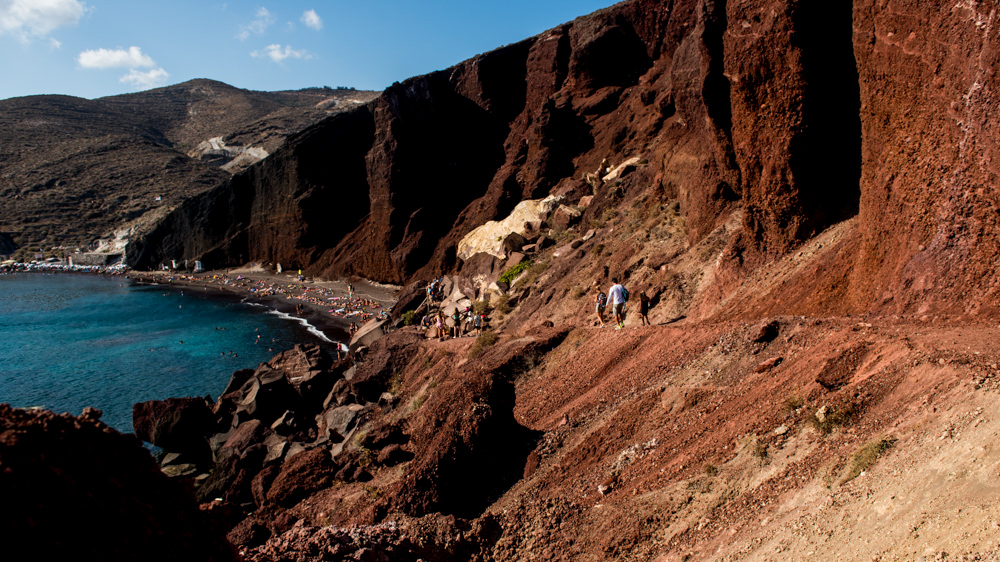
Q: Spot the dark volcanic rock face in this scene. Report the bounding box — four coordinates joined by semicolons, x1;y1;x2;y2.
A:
0;404;235;561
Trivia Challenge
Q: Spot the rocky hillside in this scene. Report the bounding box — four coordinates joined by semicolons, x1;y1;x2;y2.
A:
8;0;1000;560
0;80;377;253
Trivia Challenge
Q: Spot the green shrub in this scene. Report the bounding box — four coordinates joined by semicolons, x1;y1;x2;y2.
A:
513;261;550;289
498;260;532;286
401;310;418;326
809;403;858;436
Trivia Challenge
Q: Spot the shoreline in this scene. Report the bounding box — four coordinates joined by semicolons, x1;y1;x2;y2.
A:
126;267;399;349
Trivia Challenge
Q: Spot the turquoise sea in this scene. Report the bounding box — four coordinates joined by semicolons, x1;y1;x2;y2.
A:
0;273;338;433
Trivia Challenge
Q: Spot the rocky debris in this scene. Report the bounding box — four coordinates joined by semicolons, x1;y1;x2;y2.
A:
750;319;781;343
551;204;583;231
132;397;214;460
501;232;529;258
0;404;236;561
754;356;783;373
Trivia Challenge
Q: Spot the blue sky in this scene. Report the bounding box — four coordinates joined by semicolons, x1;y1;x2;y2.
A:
0;0;618;100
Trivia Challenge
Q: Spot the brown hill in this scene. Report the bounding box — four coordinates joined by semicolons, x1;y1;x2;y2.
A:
0;80;377;253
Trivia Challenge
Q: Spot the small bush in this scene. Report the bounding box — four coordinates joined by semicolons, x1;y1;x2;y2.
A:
499;260;532;286
704;464;718;476
783;394;805;417
572;285;587;299
514;261;550;289
494;294;512;314
842;436;896;484
809;402;858;436
401;310;418;326
469;331;499;358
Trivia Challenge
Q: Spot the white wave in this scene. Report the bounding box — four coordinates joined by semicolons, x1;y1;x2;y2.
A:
265;309;334;343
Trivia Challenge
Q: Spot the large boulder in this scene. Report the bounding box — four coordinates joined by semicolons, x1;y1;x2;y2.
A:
235;366;300;426
0;405;236;561
551;204;583;230
133;397;213;459
390;280;429;321
269;345;346;411
268;344;333;385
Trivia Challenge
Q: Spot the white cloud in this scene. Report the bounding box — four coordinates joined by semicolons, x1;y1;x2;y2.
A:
119;67;169;90
301;9;321;30
251;43;310;64
77;46;155;69
237;6;274;41
0;0;86;43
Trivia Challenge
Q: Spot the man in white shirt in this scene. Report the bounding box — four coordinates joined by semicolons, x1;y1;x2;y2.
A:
607;278;626;329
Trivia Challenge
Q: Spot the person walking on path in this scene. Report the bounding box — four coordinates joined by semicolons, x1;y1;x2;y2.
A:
607;278;627;329
639;291;650;326
594;285;608;327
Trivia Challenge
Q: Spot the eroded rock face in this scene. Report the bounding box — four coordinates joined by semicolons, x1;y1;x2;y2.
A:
0;404;235;561
126;0;744;287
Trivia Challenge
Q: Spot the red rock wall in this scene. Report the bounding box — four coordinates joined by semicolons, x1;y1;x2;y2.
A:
131;0;1000;318
849;0;1000;317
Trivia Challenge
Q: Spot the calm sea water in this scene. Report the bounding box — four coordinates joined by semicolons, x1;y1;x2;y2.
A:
0;273;335;433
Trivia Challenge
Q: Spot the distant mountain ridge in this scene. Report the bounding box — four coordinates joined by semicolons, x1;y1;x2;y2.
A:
0;79;378;253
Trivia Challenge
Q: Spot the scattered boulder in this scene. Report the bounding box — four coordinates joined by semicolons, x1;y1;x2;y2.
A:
317;404;364;440
551;205;583;230
235;366;300;426
504;252;526;270
750;320;781;344
389;280;428;321
501;232;528;257
755;357;783;373
251;465;281;508
219;419;270;460
133;397;213;459
323;378;356;408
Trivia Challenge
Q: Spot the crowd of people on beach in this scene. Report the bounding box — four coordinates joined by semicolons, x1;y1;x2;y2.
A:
147;272;391;326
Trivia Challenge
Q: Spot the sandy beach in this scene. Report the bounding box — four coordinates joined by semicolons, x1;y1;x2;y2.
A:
126;265;400;348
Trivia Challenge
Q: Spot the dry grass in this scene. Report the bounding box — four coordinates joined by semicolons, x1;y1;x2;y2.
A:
842;436;897;484
469;331;499;358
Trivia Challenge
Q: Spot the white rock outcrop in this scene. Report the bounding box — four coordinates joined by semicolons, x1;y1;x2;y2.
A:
457;195;563;261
